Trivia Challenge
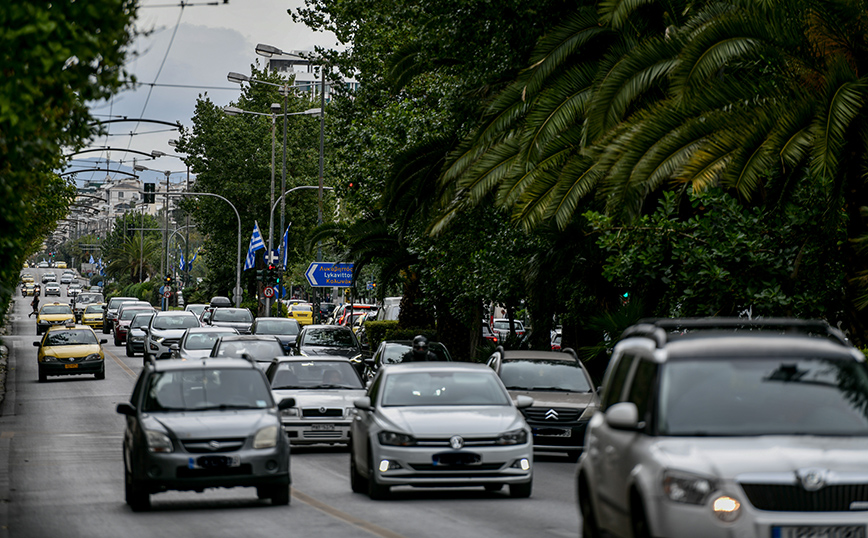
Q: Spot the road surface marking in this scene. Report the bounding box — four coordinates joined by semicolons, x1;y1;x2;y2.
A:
291;488;408;538
104;348;137;379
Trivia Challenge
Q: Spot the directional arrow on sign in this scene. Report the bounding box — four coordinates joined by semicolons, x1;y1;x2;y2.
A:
305;262;354;288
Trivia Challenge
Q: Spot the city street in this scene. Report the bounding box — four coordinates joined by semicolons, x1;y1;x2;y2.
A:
0;275;580;538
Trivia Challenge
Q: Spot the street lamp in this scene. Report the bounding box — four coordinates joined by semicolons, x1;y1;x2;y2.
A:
151;149;193;290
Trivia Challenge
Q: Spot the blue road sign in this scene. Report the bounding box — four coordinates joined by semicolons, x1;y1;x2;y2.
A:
305;262;354;288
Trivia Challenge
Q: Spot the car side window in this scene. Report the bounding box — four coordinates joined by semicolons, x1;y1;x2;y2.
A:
601;353;636;411
626;359;658;428
131;372;148;406
367;374;383;404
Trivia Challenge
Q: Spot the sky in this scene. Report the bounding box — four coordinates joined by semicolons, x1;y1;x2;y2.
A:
71;0;340;186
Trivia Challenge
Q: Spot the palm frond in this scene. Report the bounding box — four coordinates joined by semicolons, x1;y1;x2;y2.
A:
810;63;866;182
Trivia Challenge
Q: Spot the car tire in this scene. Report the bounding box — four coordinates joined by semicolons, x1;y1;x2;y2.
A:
509;479;532;498
38;369;46;383
114;334;120;347
367;451;390;500
271;485;290;506
631;496;652;538
579;481;602;538
350;450;367;494
125;468;150;512
126;343;134;357
103;323;109;334
95;368;105;380
566;450;581;463
484;484;503;492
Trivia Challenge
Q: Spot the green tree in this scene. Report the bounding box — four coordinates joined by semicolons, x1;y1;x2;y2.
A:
105;234;161;284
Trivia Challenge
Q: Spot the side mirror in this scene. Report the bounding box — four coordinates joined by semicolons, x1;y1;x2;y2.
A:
364;358;375;365
100;339;107;344
33;341;41;347
116;402;136;416
515;395;534;409
605;402;642;431
170;344;179;351
277;397;296;410
354;397;372;411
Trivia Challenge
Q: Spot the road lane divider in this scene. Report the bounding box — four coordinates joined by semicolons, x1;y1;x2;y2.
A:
104;348;137;379
291;488;408;538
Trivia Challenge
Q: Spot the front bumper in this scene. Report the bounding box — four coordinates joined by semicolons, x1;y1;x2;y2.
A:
526;419;589;452
281;418;352;444
370;442;533;488
147;337;180;359
127;336;146;353
39;359;104;377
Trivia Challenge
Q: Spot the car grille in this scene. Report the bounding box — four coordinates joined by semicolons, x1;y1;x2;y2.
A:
740;483;868;512
523;407;583;422
415;437;504;448
182;438;246;453
161;338;180;347
409;463;505;472
176;464;252;478
302;431;344;439
301;408;343;418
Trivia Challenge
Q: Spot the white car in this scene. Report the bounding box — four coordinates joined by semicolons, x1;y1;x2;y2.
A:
350;362;534;499
44;283;61;296
577;318;868;538
144;311;202;361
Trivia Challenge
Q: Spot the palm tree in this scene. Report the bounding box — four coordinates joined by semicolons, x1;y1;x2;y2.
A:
105;234;161;283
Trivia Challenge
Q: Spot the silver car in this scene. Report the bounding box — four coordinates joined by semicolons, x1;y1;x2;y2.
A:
170;327;239;361
265;357;366;445
577;318;868;538
350;362;534;500
145;311;202;361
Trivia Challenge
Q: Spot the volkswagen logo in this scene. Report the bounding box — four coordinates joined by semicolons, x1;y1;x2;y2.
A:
797;468;827;491
208;440;222;451
545;408;559;420
450;435;464;450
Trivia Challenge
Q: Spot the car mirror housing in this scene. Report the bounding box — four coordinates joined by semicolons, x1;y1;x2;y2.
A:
515;395;534;408
170;344;179;351
116;403;136;416
354;397;372;411
277;397;296;410
100;339;107;344
605;402;642;431
33;341;41;347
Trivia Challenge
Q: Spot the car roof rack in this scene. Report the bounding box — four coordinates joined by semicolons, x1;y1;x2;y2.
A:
620;317;849;348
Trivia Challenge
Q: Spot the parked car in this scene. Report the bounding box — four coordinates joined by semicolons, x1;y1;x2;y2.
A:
266;356;366;445
205;307;254;334
33;323;107;382
364;339;452;378
350;362;534;499
116;357;295;511
125;311;155;359
144;311;202;361
577;317;868;538
209;334;286;370
486;347;597;461
169;327;238;361
251;317;301;354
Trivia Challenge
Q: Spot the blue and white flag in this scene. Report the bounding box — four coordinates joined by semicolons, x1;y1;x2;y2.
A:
88;254;95;264
280;223;291;269
243;221;266;271
178;247;185;271
187;249;198;271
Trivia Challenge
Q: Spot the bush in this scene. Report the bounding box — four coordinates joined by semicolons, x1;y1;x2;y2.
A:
364;321;398;350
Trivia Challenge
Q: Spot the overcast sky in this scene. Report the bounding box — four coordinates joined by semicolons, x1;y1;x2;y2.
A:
72;0;340;185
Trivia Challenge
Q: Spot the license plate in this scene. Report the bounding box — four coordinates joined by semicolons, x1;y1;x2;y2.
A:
433;452;482;466
533;427;571;438
64;364;79;369
311;424;336;431
189;454;241;469
773;526;866;538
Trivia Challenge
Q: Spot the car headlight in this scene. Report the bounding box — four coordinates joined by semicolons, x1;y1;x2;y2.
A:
84;353;101;361
42;355;58;363
378;431;416;446
253;425;279;449
146;430;173;453
712;495;741;522
663;470;715;505
281;407;299;417
496;429;528;445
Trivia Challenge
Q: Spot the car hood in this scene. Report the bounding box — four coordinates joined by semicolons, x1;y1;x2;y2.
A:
507;390;597;408
651;436;868;479
377;406;524;436
211;321;252;332
43;344;101;358
270;335;298;347
39;314;74;322
150;329;189;339
178;349;213;360
147;410;275;439
272;389;366;408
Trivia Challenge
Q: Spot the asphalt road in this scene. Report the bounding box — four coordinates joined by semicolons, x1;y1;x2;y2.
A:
0;274;581;538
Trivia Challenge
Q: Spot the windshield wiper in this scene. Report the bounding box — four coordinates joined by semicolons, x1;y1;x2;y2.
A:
273;385;302;390
306;384;353;389
197;404;258;411
527;386;576;392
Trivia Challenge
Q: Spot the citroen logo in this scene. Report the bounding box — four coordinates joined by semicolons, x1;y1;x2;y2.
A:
545;409;559;420
450;435;464;450
797;468;827;491
208;440;222;451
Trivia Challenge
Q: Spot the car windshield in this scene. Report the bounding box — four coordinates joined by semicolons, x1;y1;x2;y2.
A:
186;305;207;317
499;359;592;392
381;371;511;407
493;320;523;331
212;309;253;323
185;331;236;350
46;330;98;346
41;305;72;315
78;294;103;304
142;369;273;412
214;339;283;358
153;315;200;330
85;305;104;314
131;313;154;328
255;320;299;335
290;304;312;312
302;329;355;347
659;357;868;436
120;307;150;320
271;361;363;390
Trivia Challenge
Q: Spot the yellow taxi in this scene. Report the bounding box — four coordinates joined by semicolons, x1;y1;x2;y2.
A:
286;302;314;326
81;303;106;330
55;261;68;269
36;302;75;335
21;273;35;284
22;283;36;297
33;324;106;382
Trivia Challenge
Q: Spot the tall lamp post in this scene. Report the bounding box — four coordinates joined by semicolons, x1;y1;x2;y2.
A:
152;148;192;291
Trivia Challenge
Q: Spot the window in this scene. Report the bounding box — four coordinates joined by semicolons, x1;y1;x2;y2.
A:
626;360;658;427
601;353;636;411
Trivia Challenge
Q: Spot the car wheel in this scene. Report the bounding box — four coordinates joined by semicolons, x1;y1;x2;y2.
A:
579;481;602;538
367;450;390;500
38;369;46;383
102;322;109;334
126;343;134;357
566;450;581;463
484;484;503;492
631;495;652;538
125;467;150;512
271;485;290;506
95;368;105;380
114;334;120;347
509;479;532;498
350;449;367;494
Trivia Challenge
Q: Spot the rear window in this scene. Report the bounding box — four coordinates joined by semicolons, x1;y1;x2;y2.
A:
212;309;253;322
499;359;592;392
41;305;72;315
302;329;355;347
254;320;300;335
153;314;200;330
142;368;273;411
185;331;236;350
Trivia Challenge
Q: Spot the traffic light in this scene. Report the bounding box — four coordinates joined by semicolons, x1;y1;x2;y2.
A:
144;183;155;203
256;269;266;282
165;274;173;286
266;264;279;285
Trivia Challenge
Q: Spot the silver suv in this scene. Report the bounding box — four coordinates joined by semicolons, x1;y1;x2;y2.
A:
145;311;201;361
577;318;868;538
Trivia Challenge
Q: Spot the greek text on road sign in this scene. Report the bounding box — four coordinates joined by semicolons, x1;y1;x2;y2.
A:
305;262;353;288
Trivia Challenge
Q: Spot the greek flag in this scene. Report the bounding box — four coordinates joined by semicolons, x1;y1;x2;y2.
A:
243;221;266;271
88;254;95;264
178;247;185;271
188;249;198;271
280;224;291;268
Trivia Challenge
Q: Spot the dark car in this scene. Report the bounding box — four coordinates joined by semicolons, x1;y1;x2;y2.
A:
251;317;301;355
210;334;287;370
113;304;154;346
102;296;138;334
293;325;364;375
125;312;155;358
116;357;295;511
206;307;254;334
364;339;452;378
487;347;598;461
